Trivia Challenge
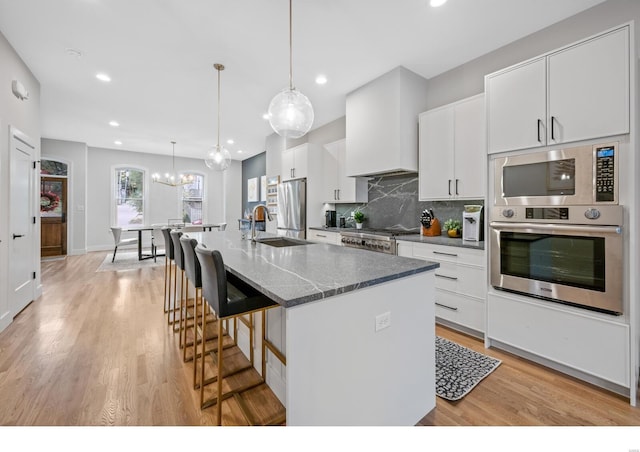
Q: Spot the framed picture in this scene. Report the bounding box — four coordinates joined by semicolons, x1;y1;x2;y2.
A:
247;177;258;202
260;175;267;201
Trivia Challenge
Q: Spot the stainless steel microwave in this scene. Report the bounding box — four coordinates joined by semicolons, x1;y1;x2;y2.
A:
494;142;618;207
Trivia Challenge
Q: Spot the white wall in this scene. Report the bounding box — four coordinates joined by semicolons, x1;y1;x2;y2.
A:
41;138;88;255
0;29;41;332
86;146;237;251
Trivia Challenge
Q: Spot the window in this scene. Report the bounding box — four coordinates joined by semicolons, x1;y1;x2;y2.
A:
181;174;204;224
114;167;144;227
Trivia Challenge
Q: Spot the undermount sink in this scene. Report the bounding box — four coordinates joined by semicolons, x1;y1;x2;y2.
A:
255;237;309;247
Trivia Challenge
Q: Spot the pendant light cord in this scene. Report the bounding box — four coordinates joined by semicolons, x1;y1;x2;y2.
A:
289;0;294;90
171;141;176;172
214;63;225;148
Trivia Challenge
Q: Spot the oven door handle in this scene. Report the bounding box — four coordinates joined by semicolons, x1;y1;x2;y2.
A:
489;221;622;235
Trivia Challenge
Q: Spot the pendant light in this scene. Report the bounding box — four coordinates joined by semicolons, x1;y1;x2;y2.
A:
267;0;314;139
152;141;194;186
205;63;231;171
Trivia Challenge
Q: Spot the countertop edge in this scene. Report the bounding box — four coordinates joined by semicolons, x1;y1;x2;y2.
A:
275;262;440;308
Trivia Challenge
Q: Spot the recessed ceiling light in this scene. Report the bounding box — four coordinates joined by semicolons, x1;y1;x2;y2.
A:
227;139;234;144
114;140;122;145
237;150;243;154
109;121;119;127
96;73;111;82
430;0;447;7
262;113;270;120
315;74;328;85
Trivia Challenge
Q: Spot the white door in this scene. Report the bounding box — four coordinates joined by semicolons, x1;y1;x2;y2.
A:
547;26;629;145
418;106;454;200
486;57;546;154
453;95;485;199
9;126;36;316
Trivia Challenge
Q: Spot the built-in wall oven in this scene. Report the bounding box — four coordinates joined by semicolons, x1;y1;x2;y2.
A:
490;142;624;315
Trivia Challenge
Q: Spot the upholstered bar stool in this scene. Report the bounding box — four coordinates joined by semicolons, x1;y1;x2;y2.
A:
169;230;188;345
160;227;174;321
180;235;224;388
195;244;282;425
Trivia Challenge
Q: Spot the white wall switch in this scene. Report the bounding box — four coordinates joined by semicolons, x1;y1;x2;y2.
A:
375;311;391;332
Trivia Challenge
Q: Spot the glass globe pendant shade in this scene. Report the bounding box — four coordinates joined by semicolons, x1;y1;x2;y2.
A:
268;87;314;139
205;144;231;171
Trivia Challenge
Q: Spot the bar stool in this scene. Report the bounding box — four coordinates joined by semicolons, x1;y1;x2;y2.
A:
195;244;282;425
160;227;174;321
169;230;188;345
180;235;222;388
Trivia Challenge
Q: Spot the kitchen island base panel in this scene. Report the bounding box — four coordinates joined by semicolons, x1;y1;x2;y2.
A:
285;271;436;426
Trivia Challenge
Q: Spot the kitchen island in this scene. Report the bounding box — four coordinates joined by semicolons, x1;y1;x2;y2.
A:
186;229;439;426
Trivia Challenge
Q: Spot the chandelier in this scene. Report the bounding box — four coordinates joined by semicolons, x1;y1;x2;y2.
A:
152;141;194;186
267;0;314;139
205;63;231;171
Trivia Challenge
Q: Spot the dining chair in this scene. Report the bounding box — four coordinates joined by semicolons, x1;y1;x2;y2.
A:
110;227;138;263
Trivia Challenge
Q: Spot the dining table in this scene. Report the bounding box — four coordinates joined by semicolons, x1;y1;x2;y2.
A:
123;223;225;261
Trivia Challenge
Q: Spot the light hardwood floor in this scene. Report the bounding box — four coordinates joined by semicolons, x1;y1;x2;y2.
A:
0;251;639;426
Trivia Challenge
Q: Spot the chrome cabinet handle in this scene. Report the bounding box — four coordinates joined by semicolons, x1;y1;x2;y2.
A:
551;116;556;140
435;302;458;311
336;189;340;200
433;251;458;257
448;179;451;196
316;234;327;238
436;274;458;281
455;179;459;196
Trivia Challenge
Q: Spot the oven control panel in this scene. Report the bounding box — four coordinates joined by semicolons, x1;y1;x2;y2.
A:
595;145;615;202
490;205;623;226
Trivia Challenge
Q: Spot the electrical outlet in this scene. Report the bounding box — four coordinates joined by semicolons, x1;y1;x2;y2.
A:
375;311;391;332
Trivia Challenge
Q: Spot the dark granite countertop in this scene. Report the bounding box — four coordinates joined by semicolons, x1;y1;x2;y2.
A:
396;234;485;250
185;229;439;308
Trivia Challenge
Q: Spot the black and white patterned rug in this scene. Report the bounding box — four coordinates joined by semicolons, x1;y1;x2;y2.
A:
436;336;502;401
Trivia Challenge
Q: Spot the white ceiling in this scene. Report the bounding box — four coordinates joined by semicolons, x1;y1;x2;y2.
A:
0;0;605;161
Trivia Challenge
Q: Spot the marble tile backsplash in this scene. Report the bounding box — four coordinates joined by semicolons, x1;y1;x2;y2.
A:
334;173;483;231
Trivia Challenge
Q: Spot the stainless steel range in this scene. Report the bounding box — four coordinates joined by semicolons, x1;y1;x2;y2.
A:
340;228;419;255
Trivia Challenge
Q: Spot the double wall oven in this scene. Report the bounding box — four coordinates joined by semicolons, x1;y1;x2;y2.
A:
490;142;624;315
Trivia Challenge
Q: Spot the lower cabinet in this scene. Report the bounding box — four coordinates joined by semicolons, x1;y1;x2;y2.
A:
307;229;341;245
398;240;486;335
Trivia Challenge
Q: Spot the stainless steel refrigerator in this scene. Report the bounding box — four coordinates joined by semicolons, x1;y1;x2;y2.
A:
277;179;306;238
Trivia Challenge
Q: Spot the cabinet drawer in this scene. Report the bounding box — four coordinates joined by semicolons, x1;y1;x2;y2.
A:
307;230;340;245
435;290;484;333
412;242;485;267
434;261;486;299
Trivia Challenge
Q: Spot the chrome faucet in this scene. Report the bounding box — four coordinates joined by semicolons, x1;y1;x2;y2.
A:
251;204;273;243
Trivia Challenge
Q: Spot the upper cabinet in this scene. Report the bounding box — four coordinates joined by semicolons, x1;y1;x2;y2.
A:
419;94;485;200
322;139;368;203
281;143;310;181
486;25;629;154
345;66;429;177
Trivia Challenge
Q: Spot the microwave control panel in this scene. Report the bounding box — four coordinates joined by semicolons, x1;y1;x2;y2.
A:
595;145;615;202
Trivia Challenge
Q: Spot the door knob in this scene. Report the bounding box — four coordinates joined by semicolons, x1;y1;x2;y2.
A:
13;234;25;239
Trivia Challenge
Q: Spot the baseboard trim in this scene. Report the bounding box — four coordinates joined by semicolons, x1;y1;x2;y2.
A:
436;318;484;340
487;337;631;400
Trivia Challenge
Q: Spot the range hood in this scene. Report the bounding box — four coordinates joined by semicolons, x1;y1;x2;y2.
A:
345;66;429;178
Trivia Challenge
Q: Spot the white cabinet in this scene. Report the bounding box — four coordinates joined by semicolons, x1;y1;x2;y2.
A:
419;94;485;200
486;25;629;154
307;229;341;245
346;66;428;177
322;139;368;203
281;143;309;181
399;240;486;335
